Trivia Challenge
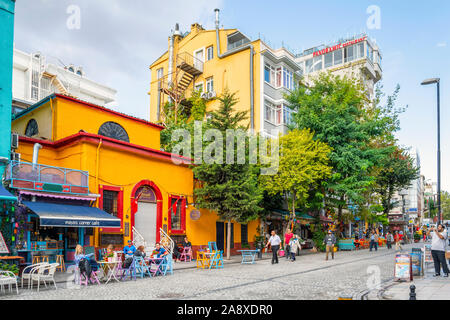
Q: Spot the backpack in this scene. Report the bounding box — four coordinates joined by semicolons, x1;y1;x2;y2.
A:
78;258;92;281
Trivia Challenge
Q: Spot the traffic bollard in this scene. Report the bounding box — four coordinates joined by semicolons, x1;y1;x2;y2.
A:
409;285;416;300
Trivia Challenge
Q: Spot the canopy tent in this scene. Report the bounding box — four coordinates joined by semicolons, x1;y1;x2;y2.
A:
0;185;16;201
23;201;121;228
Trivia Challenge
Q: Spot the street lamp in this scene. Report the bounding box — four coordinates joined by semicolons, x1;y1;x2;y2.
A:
421;78;441;225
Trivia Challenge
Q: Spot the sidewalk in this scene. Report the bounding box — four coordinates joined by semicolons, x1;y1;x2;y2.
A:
380;276;450;300
52;251;318;284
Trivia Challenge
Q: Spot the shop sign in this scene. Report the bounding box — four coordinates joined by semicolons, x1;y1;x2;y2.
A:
313;36;367;57
0;231;9;254
190;209;201;221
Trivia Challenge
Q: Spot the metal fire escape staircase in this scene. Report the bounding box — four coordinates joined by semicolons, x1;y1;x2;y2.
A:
159;52;203;107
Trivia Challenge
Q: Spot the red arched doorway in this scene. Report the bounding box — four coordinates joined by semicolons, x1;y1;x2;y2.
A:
131;180;163;243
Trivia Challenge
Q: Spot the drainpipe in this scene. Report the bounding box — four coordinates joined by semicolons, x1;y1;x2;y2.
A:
167;28;175;102
32;143;42;170
214;8;254;130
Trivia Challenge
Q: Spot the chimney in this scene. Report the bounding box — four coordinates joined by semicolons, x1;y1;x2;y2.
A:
215;8;220;29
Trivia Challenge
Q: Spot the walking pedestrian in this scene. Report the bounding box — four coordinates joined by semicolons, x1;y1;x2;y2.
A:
265;230;281;264
386;232;394;249
394;231;403;251
284;228;294;260
288;235;302;262
427;224;449;277
369;230;379;252
323;230;336;261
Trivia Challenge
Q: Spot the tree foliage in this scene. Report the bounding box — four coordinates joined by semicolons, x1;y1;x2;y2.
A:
259;129;332;231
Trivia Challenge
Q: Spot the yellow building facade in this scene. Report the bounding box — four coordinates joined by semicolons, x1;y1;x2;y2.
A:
11;94;259;257
149;12;302;138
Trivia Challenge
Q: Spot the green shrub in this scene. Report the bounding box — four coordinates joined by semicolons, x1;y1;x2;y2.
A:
0;262;19;275
312;230;327;252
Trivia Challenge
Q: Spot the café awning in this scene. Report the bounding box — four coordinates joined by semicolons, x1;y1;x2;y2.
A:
0;185;16;201
23;201;121;228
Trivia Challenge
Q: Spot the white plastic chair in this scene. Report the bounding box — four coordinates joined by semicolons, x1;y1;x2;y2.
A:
0;270;19;295
31;263;59;292
21;262;48;289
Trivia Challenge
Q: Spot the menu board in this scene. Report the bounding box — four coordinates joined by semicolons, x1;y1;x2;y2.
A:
0;231;10;254
424;244;433;263
394;253;412;281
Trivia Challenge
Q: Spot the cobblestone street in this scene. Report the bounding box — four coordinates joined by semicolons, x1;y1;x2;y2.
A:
0;244;415;300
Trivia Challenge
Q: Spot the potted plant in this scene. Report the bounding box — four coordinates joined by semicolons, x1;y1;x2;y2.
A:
0;262;19;276
413;233;421;243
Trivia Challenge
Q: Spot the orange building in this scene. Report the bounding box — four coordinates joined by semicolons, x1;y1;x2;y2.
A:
9;94;259;262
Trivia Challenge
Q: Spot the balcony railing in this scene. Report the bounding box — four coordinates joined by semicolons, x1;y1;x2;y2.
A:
6;160;89;195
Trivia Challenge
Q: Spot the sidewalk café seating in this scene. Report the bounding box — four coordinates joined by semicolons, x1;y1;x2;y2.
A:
179;247;193;262
208;241;218;252
134;256;151;278
208;250;224;269
21;262;48;289
78;267;101;286
237;249;260;264
120;257;136;281
160;255;174;276
196;251;210;269
338;239;355;251
0;270;19;295
31;263;59;292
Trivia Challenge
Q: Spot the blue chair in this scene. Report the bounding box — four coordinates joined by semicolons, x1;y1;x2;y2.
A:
208;241;218;252
208;250;224;269
160;254;173;276
134;256;151;278
120;257;136;281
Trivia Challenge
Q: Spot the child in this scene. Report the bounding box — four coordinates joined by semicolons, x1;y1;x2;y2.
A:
288;235;302;262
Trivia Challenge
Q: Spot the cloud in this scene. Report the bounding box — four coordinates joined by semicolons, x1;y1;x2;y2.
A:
14;0;223;119
437;42;447;48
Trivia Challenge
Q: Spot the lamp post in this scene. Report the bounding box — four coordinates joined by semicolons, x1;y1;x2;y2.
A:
421;78;441;225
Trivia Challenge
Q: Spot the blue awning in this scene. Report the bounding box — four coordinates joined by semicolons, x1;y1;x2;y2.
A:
23;201;121;228
0;185;16;201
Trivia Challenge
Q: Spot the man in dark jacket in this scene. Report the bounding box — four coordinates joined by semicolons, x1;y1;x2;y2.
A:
323;230;336;261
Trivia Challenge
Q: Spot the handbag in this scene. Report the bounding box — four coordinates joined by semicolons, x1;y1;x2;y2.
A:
278;250;285;257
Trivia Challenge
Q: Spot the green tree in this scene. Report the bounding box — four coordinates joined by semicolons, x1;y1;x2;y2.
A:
441;191;450;221
373;147;419;216
259;129;332;233
287;73;399;231
193;91;263;260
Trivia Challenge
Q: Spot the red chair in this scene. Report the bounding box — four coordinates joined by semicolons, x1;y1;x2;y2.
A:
179;247;193;262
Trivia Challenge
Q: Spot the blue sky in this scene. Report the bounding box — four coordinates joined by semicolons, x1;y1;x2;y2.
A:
220;0;450;190
14;0;450;190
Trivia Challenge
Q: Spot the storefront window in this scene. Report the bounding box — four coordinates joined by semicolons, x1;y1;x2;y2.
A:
169;196;185;234
324;52;333;68
313;56;323;71
344;45;354;63
305;58;313;74
333;49;343;65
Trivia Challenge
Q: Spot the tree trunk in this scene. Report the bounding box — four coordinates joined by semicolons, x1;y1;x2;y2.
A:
226;221;231;260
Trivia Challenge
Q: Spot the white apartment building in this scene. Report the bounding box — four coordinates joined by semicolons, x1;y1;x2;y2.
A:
12;48;117;114
260;44;301;137
295;34;382;99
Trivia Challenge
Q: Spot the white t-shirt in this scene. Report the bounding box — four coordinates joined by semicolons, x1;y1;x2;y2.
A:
268;235;281;246
431;230;448;251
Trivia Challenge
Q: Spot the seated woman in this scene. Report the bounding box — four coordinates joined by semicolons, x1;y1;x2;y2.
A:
149;243;168;271
104;244;115;260
134;245;146;258
174;236;192;262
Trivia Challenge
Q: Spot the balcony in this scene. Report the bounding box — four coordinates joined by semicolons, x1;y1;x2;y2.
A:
6;161;89;195
176;52;203;76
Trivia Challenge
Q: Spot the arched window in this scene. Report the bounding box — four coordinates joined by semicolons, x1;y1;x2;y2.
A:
98;122;129;142
25;119;39;137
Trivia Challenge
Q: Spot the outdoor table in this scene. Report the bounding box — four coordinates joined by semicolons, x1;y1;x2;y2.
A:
97;260;120;284
237;250;259;264
146;257;164;276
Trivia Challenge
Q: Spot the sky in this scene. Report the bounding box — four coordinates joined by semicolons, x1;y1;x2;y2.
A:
13;0;450;190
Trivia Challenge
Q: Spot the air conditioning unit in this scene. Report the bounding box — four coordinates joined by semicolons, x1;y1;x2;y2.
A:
11;133;19;149
11;152;20;162
207;91;216;99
